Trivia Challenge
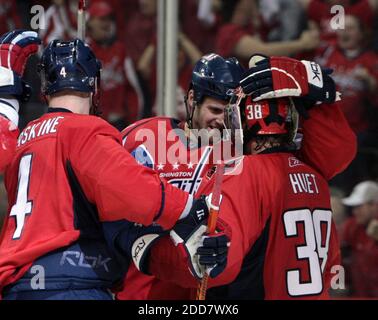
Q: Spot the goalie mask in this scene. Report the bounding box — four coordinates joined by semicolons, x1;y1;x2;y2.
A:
225;96;299;145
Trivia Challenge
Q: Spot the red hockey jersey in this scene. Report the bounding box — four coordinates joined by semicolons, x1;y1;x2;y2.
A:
118;117;214;300
0;110;190;293
150;152;341;299
117;106;355;299
0;116;18;173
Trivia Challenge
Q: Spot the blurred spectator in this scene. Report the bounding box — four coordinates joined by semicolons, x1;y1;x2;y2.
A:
215;0;319;67
298;0;377;45
314;14;378;192
330;187;347;234
137;31;202;118
124;0;157;65
87;1;144;129
0;1;22;35
315;14;378;134
39;0;78;46
258;0;305;41
39;0;127;46
341;180;378;298
180;0;221;53
329;187;349;298
123;0;140;23
92;0;127;39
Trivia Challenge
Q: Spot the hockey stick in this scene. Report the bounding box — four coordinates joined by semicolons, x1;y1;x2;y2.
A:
77;0;86;41
196;161;225;300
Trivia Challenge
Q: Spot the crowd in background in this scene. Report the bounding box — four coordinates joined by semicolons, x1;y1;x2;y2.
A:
0;0;377;299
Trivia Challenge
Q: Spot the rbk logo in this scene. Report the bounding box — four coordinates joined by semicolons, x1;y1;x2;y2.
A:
310;62;321;82
60;251;112;272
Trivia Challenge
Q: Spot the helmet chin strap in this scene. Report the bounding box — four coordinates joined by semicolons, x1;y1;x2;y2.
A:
89;75;102;116
184;93;197;129
89;93;101;116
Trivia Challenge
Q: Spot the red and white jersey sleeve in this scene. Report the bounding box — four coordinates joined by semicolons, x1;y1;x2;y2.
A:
298;102;357;180
0;116;18;173
58;114;189;228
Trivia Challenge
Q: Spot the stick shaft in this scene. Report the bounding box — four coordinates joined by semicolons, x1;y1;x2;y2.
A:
77;0;86;40
196;163;225;300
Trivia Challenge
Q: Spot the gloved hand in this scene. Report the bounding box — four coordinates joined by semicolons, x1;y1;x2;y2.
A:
0;30;39;171
170;196;230;280
239;55;340;105
129;222;168;275
196;222;229;278
0;30;41;110
0;29;40;75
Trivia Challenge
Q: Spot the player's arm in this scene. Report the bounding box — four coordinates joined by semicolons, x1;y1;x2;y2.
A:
0;30;40;172
298;102;357;180
102;195;229;282
138;175;248;288
63;120;193;230
239;55;357;179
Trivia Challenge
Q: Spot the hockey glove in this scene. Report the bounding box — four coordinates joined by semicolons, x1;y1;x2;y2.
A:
197;222;229;278
129;222;168;275
170;196;230;280
0;30;41;104
0;29;40;75
239;55;339;105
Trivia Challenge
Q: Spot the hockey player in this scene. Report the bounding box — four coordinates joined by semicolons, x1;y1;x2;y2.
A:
116;54;357;299
0;31;227;300
138;95;344;299
117;54;244;299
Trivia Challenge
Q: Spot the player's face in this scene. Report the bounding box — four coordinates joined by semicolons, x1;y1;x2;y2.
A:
193;96;227;131
191;96;228;144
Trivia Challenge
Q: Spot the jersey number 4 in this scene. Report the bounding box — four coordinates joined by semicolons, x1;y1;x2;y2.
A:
283;208;332;297
9;154;33;240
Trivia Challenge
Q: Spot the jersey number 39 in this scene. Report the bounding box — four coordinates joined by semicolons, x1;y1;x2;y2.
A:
283;208;332;297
